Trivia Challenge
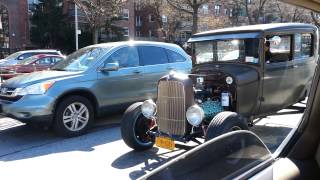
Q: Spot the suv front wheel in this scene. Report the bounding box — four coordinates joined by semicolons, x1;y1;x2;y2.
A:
54;95;94;137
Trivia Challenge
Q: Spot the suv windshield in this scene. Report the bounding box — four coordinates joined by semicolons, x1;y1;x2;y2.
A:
195;38;259;64
52;46;110;71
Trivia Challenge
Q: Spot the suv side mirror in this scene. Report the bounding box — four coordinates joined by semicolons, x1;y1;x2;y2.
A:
101;62;119;72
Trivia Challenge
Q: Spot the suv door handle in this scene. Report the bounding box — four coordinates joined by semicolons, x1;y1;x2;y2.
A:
133;70;141;74
167;67;174;70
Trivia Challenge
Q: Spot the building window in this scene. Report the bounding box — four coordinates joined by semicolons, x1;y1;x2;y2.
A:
136;16;141;27
135;0;141;11
162;15;167;23
202;4;209;15
136;30;141;37
214;5;221;16
149;30;153;38
247;0;253;4
122;9;129;20
149;14;155;22
229;9;233;17
123;27;129;37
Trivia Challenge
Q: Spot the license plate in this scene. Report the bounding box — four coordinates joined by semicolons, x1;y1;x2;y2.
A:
155;136;175;150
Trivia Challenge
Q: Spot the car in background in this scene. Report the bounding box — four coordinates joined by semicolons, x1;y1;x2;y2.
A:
0;54;65;80
0;41;192;136
0;49;63;66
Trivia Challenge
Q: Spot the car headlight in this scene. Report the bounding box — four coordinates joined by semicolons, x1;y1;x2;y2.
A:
13;81;55;96
226;76;233;85
186;105;205;126
141;99;157;118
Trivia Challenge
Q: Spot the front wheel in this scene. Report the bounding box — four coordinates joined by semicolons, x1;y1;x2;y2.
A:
121;102;155;151
54;96;94;137
205;111;248;141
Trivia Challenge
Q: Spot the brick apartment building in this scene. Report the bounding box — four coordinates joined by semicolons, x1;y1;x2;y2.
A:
0;0;30;57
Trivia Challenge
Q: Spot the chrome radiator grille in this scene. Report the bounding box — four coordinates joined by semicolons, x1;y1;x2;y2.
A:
156;81;186;136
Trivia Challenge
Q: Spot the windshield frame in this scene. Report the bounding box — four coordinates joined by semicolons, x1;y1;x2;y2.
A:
191;38;261;66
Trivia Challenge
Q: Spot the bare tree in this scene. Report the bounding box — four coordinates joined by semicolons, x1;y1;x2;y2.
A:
73;0;124;44
167;0;210;34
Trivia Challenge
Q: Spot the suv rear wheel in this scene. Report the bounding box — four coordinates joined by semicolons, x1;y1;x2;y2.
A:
54;95;94;137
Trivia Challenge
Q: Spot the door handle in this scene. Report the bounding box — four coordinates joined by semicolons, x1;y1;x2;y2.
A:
293;65;298;68
133;70;141;74
167;67;174;70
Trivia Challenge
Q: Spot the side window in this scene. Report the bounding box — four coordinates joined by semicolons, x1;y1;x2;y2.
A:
52;57;62;63
294;33;313;59
36;57;51;65
106;46;139;68
140;46;168;65
266;35;292;63
166;50;186;63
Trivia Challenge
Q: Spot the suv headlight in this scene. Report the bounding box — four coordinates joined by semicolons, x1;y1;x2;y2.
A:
13;81;55;96
141;99;157;119
186;105;205;126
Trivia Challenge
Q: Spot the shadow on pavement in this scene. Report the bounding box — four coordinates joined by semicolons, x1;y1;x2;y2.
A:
112;148;184;179
0;114;121;162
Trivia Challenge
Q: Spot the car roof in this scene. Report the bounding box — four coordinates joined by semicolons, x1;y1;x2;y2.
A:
192;23;317;37
17;49;61;53
87;41;183;50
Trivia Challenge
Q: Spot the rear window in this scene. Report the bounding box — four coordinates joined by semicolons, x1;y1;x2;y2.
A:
140;46;168;65
166;50;186;63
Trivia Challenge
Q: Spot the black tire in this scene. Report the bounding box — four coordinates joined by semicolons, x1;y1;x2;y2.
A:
121;102;155;151
206;111;248;141
53;95;94;137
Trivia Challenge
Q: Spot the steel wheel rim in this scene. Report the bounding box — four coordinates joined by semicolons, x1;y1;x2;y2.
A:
62;102;89;132
134;115;153;145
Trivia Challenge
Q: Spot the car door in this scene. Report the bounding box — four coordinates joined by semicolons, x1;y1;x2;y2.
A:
292;33;316;100
35;57;52;71
138;46;170;99
260;34;295;114
96;46;143;108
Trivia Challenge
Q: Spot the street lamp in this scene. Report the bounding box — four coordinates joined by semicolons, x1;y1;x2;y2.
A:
75;3;78;50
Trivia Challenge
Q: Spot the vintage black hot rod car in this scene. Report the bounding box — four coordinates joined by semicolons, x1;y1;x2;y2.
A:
120;23;318;151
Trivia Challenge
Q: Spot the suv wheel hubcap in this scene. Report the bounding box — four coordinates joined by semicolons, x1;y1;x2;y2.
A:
62;102;89;131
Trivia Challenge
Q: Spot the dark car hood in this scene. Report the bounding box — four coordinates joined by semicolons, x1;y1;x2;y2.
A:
191;63;259;85
2;70;82;88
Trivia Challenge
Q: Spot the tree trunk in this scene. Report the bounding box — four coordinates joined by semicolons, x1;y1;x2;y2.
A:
92;27;99;44
192;10;198;34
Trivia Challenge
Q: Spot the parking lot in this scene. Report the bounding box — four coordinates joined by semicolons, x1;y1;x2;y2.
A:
0;101;305;180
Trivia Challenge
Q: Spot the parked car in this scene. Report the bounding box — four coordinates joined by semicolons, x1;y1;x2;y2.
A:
0;49;63;66
121;23;318;151
0;41;191;136
0;54;65;80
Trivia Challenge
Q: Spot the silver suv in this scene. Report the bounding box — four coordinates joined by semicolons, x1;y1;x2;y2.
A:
0;41;191;136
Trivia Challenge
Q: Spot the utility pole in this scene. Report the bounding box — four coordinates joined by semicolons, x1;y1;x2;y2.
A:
75;3;79;50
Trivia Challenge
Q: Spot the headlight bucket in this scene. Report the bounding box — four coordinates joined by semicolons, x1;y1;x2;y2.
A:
186;105;205;126
13;81;55;96
141;99;157;119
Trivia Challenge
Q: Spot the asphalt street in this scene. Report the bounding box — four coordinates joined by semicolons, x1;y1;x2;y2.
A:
0;102;306;180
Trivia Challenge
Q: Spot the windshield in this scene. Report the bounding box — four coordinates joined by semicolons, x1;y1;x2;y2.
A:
18;56;38;65
4;52;22;60
52;47;110;71
194;38;260;64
